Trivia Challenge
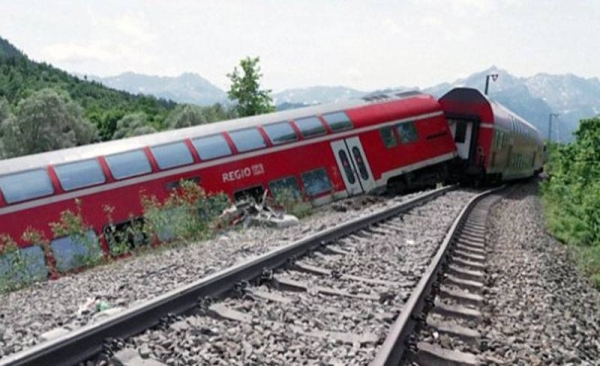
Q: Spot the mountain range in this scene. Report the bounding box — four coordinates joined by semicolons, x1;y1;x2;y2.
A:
88;68;600;142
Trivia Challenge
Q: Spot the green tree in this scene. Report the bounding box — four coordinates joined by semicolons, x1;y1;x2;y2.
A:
112;112;157;139
0;88;97;157
227;57;274;117
165;104;209;129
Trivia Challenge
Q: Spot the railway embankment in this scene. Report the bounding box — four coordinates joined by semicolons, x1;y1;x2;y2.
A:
0;190;425;360
480;181;600;364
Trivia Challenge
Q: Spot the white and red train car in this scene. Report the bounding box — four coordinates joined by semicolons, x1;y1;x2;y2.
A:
439;88;544;184
0;91;458;276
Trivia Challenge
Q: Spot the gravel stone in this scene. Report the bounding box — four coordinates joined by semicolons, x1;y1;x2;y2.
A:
125;190;478;365
0;190;430;360
481;182;600;364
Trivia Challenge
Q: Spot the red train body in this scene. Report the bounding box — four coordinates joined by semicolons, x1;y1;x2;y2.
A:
439;88;544;184
0;88;543;277
0;91;459;275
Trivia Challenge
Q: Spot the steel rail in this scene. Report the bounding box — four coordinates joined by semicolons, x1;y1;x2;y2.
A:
369;185;505;366
0;186;455;366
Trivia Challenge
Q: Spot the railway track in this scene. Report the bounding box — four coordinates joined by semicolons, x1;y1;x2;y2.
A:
0;186;501;366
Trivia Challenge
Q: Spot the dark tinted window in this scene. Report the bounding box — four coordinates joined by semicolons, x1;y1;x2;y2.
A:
396;122;419;144
337;150;356;184
50;231;101;272
269;177;301;199
351;146;369;180
151;142;194;170
192;134;232;160
295;116;327;138
0;169;54;204
0;245;47;281
323;112;353;131
229;128;267;152
55;159;106;191
380;127;397;148
301;168;332;197
454;121;467;143
106;150;152;180
264;122;298;145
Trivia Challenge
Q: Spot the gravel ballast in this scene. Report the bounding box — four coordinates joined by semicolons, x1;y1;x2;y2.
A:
0;190;431;360
481;182;600;364
125;190;477;365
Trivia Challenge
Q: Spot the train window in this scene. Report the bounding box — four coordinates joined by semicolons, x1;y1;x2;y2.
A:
295;116;327;138
192;134;232;160
263;122;298;145
351;146;369;180
50;230;102;272
0;169;54;204
0;245;47;281
150;142;194;170
337;150;356;184
301;168;332;197
380;127;397;148
269;176;302;199
323;112;353;132
106;150;152;180
55;159;106;191
396;122;419;144
229;128;267;153
454;121;467;143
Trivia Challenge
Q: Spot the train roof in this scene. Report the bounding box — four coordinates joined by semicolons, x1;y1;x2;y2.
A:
0;90;428;175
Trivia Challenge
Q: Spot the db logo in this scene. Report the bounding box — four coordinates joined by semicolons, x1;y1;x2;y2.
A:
222;164;265;182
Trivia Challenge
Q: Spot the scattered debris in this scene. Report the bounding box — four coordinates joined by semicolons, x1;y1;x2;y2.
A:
219;190;300;229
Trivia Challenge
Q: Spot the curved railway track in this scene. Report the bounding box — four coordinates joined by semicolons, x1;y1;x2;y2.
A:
0;186;503;366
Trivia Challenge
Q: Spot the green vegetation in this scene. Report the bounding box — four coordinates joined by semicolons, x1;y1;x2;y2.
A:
0;36;237;158
141;180;230;243
1;88;97;157
271;187;313;219
541;117;600;287
227;57;275;117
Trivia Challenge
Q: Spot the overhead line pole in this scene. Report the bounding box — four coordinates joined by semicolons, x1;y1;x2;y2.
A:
548;113;559;142
484;73;498;95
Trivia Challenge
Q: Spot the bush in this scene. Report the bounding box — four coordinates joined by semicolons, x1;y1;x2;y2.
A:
49;199;103;269
141;180;230;243
271;187;313;219
0;234;45;292
542;117;600;287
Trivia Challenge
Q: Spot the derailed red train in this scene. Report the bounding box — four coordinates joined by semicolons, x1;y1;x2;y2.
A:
0;87;543;277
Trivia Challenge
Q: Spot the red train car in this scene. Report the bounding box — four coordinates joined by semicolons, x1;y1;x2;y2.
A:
0;91;457;276
439;88;544;184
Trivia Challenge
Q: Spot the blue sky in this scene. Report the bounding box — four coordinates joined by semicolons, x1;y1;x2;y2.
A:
1;0;598;91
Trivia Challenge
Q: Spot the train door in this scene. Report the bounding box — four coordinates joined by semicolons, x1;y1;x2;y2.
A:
449;120;474;160
330;137;376;195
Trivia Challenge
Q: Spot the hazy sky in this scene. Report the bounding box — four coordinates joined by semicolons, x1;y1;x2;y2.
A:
1;0;598;92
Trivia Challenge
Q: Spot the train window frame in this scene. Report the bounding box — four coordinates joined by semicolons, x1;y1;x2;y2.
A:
0;169;55;204
269;176;302;200
295;116;327;138
395;121;419;144
150;141;195;170
55;158;107;192
263;121;298;145
105;149;153;180
380;126;397;148
50;230;102;272
301;168;333;197
322;111;353;132
229;128;267;153
192;134;232;161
